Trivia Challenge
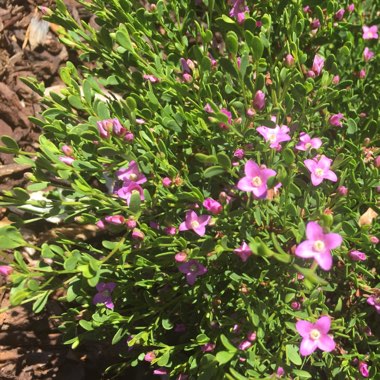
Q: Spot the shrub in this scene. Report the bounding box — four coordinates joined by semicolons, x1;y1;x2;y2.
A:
1;0;379;378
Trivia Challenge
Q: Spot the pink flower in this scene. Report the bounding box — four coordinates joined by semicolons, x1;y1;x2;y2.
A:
105;215;125;225
367;296;380;313
304;155;338;186
143;74;159;83
0;265;12;277
349;250;366;261
219;108;232;129
359;361;369;378
312;54;325;76
201;343;215;352
310;19;321;30
229;0;249;24
116;161;147;185
257;121;291;150
296;316;335;356
237;160;276;198
162;177;172;187
329;113;344;127
117;182;145;205
362;25;378;40
93;282;116;309
359;69;366;79
363;47;375;62
234;148;245;159
238;340;252;350
334;9;345;21
178;259;207;285
253;90;266;110
295;132;322;151
59;156;74;166
234;242;253;262
332;75;340;84
204;103;213;113
175;252;187;262
203;198;223;215
179;210;211;236
295;221;342;270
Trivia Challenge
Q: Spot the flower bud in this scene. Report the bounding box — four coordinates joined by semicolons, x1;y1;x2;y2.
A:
164;226;177;235
253;90;266;110
247;332;257;341
124;132;134;142
284;54;295;67
126;217;137;229
334;9;345;21
337;186;348;196
59;156;74;166
347;4;354;12
162;177;172;187
175;252;187;262
238;340;252;351
332;75;340;84
329;113;344;127
144;351;156;362
370;236;379;244
349;250;367;261
234;148;245;159
62;145;74;156
96;220;106;229
131;228;145;240
291;301;301;310
201;343;215;352
310;19;321;29
105;215;125;225
374;156;380;168
203;198;223;215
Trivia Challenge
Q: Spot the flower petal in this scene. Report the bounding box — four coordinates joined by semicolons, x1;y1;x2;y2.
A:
237;177;255;192
314;316;331;334
186;273;197;285
198;215;211;226
299;338;318;356
324;170;337;182
306;222;324;240
296;320;314;338
179;221;188;231
310;174;324;186
317;335;335;352
315;250;333;271
304;159;317;172
295;240;316;258
324;233;342;250
244;160;260;178
193;225;206;236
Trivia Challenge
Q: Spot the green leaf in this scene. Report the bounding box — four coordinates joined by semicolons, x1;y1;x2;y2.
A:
220;334;237;352
286;344;302;365
249;36;264;62
129;191;141;213
0;226;26;249
292;369;312;379
32;291;51;313
1;136;19;151
204;166;225;178
115;27;134;52
217;152;231;169
226;31;239;55
216;350;235;365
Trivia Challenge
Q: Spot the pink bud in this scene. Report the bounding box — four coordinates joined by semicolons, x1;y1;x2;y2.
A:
59;156;74;166
332;75;340;84
201;343;215;352
131;228;145;240
175;252;187;262
164;226;177;235
329;113;344;127
370;236;379;244
0;265;12;277
307;70;316;78
126;218;137;229
247;332;257;341
310;19;321;29
291;301;301;310
105;215;125;225
337;186;348;196
303;6;311;13
253;90;266;110
359;69;366;79
124;132;134;142
182;73;193;83
39;6;52;15
204;103;214;113
136;118;146;124
203;198;223;215
238;340;252;351
334;9;345;21
256;21;262;28
162;177;172;187
347;4;354;12
246;108;255;117
62;145;74;156
96;220;106;229
144;351;156;362
359;362;369;378
374;156;380;168
234;149;245;159
349;250;367;261
284;54;295;67
276;367;285;377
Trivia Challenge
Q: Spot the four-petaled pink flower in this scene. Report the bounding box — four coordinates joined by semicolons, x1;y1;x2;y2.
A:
229;0;249;24
93;282;116;309
329;113;344;127
304;155;337;186
295;132;322;151
367;296;380;314
312;54;325;76
295;221;342;271
179;211;211;236
257;120;291;150
296;316;336;356
363;47;375;62
116;161;147;185
362;25;378;40
237;160;276;198
234;242;253;262
178;259;207;285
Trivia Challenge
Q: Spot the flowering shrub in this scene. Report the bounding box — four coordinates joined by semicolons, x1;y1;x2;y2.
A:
0;0;379;378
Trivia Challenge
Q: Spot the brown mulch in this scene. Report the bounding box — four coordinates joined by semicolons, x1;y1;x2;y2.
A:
0;1;154;379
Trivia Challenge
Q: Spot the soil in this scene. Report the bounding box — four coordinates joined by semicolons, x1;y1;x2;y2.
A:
0;1;153;378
